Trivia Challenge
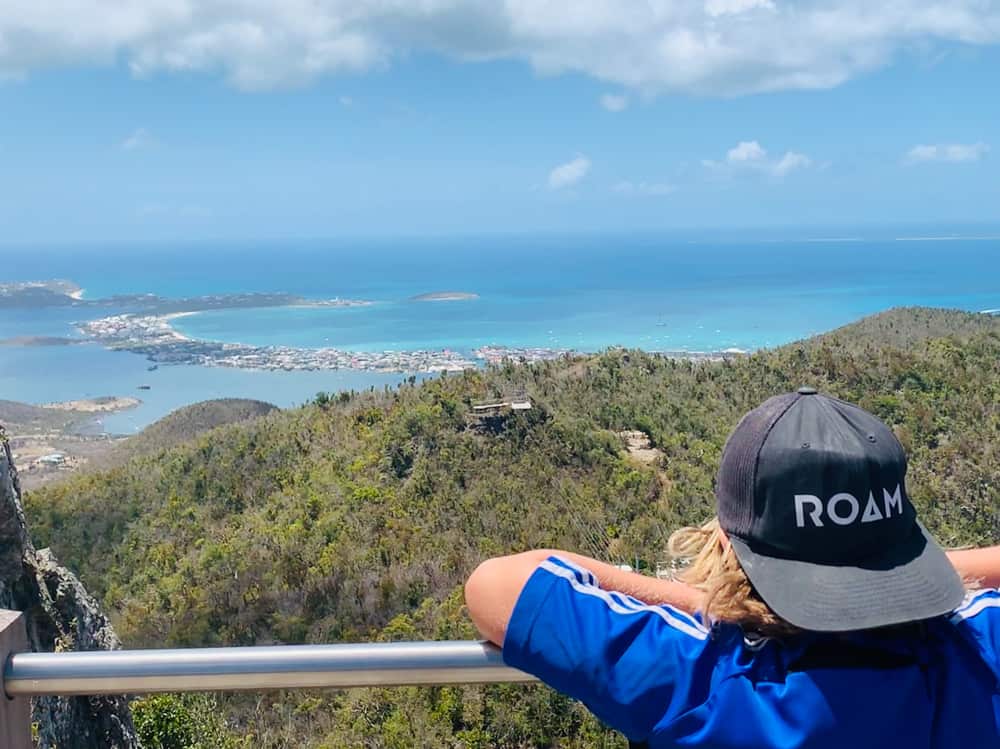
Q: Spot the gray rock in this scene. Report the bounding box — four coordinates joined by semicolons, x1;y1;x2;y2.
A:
0;426;139;749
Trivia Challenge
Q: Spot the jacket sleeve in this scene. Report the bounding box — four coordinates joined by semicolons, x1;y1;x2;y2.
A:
501;555;716;742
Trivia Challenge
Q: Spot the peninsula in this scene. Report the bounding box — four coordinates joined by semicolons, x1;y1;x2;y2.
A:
76;310;597;372
79;313;484;373
78;313;742;374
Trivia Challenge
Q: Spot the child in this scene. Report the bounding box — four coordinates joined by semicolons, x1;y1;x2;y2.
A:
465;388;1000;748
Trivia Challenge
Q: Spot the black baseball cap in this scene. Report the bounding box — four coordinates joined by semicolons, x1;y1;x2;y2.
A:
717;387;965;632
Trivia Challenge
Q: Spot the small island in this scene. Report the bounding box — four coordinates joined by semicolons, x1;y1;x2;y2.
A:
409;291;480;302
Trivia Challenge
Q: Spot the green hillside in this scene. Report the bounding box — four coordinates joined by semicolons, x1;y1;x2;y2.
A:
107;398;280;464
23;307;1000;748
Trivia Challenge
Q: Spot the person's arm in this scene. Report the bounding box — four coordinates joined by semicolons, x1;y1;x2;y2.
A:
466;550;713;743
465;550;548;645
465;549;702;645
948;546;1000;588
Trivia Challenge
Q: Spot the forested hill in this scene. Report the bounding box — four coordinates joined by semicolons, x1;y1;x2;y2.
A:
101;398;279;467
22;307;1000;748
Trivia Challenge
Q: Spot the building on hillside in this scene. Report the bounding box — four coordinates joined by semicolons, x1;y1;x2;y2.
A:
471;394;532;415
468;391;533;432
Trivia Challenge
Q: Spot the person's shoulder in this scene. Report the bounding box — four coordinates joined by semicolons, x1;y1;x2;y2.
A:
502;555;731;740
949;588;1000;626
947;588;1000;670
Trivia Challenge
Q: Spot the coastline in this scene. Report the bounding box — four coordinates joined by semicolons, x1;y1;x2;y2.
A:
78;312;483;372
2;395;140;489
287;299;375;309
160;311;198;341
6;245;996;444
40;396;141;413
77;311;747;374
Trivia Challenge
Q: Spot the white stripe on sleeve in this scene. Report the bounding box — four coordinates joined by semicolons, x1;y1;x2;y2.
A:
607;589;707;633
547;555;599;587
538;560;709;641
950;589;1000;623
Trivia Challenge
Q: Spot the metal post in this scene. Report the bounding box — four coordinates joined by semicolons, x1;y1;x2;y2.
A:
5;640;536;697
0;611;32;749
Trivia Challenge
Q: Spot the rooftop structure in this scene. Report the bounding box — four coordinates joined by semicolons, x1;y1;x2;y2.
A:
471;390;532;414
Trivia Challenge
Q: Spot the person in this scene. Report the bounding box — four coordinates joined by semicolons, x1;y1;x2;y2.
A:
465;388;1000;748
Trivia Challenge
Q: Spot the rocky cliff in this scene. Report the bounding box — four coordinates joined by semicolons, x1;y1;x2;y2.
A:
0;427;138;748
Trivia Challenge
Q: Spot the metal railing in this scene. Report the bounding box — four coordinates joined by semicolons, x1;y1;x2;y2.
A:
4;640;536;696
0;610;536;747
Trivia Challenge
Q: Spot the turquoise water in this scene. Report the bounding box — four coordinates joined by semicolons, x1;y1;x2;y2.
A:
0;342;410;433
174;283;997;354
2;233;998;431
167;237;999;353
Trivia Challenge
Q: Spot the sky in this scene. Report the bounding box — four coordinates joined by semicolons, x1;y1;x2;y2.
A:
1;1;999;241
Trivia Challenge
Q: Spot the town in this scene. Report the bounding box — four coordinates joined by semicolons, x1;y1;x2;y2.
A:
78;314;574;373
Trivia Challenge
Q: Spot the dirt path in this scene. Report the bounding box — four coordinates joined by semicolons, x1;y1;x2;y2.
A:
618;430;663;464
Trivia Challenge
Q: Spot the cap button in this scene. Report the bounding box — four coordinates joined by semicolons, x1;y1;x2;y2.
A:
797;386;818;395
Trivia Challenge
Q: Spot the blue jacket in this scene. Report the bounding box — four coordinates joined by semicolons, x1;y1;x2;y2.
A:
502;555;1000;748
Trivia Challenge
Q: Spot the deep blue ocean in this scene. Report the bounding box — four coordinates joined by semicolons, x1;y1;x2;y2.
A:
2;234;998;433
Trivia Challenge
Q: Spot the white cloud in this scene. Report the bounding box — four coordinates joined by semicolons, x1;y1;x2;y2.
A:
613;180;675;196
904;142;989;164
2;2;1000;94
705;140;812;178
771;151;812;176
548;155;591;190
120;128;157;150
727;140;767;163
599;93;628;112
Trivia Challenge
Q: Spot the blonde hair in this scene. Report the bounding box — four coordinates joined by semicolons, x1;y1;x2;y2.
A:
667;517;801;638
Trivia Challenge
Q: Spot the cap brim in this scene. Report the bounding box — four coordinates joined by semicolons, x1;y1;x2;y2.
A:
729;522;966;632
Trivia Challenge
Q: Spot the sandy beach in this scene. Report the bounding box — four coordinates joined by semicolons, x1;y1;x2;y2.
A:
161;311;198;340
